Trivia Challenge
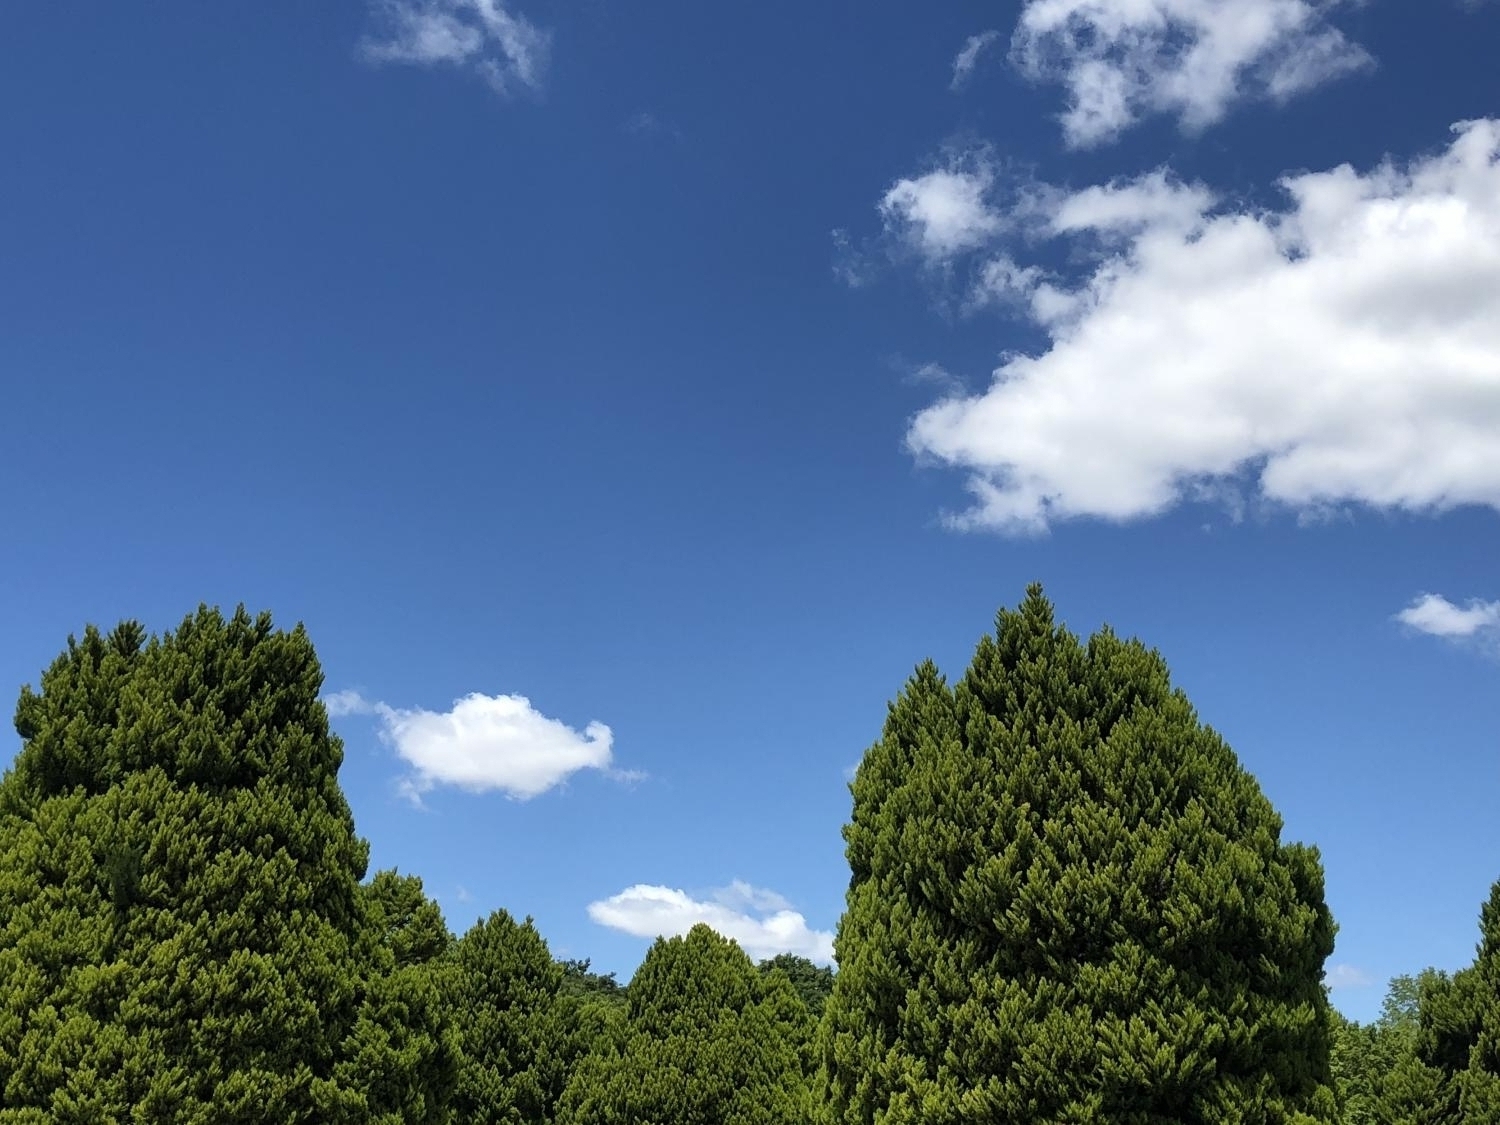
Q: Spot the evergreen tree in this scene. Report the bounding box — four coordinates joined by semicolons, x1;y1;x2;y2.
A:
820;586;1338;1124
558;924;812;1125
1416;879;1500;1121
449;909;577;1125
559;957;627;1009
758;953;836;1018
1330;973;1452;1125
335;871;460;1125
0;609;374;1121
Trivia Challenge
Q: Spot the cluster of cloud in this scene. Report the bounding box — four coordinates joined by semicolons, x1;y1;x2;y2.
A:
944;1;1369;146
587;880;836;963
1006;0;1370;146
325;689;619;801
1396;594;1500;643
878;119;1500;533
361;0;549;96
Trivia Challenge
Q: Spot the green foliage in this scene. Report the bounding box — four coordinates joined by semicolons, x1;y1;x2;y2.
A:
1413;879;1500;1121
0;608;373;1121
820;586;1338;1124
558;924;812;1125
1330;972;1453;1125
335;871;460;1125
559;957;627;1007
449;909;579;1125
758;953;836;1018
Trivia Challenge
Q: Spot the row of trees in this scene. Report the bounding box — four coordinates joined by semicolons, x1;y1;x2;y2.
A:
0;592;1495;1121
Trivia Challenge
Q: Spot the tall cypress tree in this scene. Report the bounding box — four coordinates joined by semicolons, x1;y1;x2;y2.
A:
336;871;460;1125
0;608;374;1121
820;586;1338;1124
448;908;578;1125
558;924;812;1125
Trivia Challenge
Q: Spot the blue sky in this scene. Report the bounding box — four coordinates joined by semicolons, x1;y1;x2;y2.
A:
3;0;1498;1022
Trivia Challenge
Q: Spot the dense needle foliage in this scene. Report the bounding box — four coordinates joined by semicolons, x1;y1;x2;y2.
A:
0;610;373;1121
0;596;1488;1123
820;586;1339;1123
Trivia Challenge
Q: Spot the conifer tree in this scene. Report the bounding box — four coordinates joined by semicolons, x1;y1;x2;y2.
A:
0;609;375;1121
1417;879;1500;1121
558;924;812;1125
448;908;578;1125
758;953;836;1018
820;586;1338;1124
336;871;460;1125
1330;973;1452;1125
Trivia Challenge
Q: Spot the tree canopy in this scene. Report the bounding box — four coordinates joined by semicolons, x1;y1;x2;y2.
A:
5;593;1492;1124
0;609;373;1121
821;585;1338;1123
558;924;813;1125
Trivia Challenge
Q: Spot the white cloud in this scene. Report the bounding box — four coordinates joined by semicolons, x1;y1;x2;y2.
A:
1326;963;1374;991
881;159;1008;264
1010;0;1372;147
587;881;835;964
951;30;1001;90
361;0;550;97
901;120;1500;532
323;688;370;718
1396;593;1500;640
1050;171;1218;237
327;690;617;800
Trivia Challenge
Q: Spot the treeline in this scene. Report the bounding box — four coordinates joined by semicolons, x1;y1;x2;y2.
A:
0;591;1495;1122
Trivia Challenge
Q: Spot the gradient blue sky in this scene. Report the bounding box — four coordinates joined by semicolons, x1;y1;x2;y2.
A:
3;1;1499;1022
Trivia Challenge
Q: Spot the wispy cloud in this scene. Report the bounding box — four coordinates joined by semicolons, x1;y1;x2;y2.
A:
888;120;1500;532
623;111;684;141
951;30;1001;90
1396;594;1500;641
361;0;550;97
1010;0;1372;147
587;880;835;963
1326;963;1375;991
327;690;625;801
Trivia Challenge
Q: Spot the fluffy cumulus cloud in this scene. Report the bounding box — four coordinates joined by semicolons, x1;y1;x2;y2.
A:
587;881;835;963
900;119;1500;532
361;0;549;96
880;157;1006;263
1010;0;1371;146
1396;594;1500;640
327;690;617;800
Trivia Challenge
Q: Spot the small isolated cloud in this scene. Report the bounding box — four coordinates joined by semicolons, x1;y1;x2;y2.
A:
623;111;683;141
587;881;835;963
900;120;1500;532
327;690;618;800
881;156;1005;263
1010;0;1371;147
1396;594;1500;640
361;0;550;97
951;30;1001;90
323;688;370;718
1326;963;1375;991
